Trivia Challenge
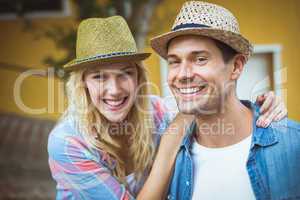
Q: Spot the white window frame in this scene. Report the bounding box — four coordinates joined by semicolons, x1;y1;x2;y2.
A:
252;44;283;97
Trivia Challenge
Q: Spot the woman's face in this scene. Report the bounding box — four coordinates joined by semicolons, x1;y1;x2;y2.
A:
84;62;138;123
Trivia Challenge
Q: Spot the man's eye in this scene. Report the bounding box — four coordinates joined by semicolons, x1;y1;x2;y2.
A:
125;71;134;75
196;57;208;63
118;71;133;79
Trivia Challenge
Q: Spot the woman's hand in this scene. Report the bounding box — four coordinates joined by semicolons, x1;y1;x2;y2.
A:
255;91;287;127
137;113;194;200
164;113;195;140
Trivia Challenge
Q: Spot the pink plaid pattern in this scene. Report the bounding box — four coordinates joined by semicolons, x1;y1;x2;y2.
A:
48;96;170;199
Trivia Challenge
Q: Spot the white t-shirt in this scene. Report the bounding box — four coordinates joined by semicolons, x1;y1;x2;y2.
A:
191;135;256;200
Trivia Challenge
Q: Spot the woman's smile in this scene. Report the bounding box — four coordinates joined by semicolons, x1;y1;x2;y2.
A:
102;96;129;111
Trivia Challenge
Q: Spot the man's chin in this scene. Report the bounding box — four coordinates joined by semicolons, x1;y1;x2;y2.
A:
177;101;212;115
178;104;200;115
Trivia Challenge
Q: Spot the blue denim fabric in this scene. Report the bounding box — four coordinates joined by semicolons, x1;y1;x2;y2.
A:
167;101;300;200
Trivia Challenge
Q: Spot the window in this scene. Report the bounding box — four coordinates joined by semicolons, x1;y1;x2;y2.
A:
0;0;71;20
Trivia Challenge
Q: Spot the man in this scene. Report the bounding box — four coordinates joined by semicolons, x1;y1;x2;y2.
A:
151;1;300;200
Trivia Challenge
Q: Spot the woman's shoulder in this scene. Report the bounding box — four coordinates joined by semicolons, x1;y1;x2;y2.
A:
48;117;110;168
48;118;93;160
149;95;168;118
149;95;178;127
149;95;169;126
148;95;171;149
48;117;80;148
149;95;177;118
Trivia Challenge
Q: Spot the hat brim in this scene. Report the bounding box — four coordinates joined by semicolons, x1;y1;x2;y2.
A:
64;52;151;72
150;28;253;60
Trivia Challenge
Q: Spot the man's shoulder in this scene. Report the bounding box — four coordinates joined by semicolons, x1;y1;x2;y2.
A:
261;119;300;197
269;117;300;145
270;118;300;134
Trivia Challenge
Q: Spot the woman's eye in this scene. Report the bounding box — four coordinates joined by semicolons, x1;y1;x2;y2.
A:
92;74;105;80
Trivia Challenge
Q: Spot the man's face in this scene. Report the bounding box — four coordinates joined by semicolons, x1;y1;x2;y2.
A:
167;35;235;115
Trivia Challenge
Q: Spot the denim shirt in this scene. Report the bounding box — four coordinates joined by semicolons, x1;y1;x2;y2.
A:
167;101;300;200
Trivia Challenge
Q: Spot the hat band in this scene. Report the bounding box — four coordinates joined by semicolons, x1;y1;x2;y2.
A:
76;51;136;63
172;23;210;31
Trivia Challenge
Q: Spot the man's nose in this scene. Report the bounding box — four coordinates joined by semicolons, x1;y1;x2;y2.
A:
177;61;194;84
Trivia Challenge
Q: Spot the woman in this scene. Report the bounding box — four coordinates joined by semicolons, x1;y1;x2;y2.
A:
48;16;286;199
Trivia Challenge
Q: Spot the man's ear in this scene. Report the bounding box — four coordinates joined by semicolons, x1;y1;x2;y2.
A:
231;54;246;81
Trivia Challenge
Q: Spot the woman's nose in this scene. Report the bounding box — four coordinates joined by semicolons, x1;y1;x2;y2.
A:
105;78;122;96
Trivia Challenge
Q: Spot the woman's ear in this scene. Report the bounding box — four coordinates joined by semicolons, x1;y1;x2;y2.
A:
231;54;246;81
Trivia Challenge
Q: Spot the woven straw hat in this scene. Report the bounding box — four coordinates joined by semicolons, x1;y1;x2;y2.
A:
150;1;253;59
64;16;150;71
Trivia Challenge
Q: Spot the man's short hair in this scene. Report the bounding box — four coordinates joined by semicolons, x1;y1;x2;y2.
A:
167;35;238;64
213;39;238;63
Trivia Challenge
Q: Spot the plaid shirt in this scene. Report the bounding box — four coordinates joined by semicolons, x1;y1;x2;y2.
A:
48;95;171;200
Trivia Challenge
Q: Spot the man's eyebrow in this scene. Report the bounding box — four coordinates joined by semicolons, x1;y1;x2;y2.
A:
167;50;209;59
121;66;134;70
191;50;209;55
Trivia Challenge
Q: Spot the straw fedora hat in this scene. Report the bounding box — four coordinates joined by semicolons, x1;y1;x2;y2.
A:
64;16;150;71
150;1;253;59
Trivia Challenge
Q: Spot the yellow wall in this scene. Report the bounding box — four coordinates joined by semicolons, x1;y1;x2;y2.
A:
0;0;299;121
0;18;74;120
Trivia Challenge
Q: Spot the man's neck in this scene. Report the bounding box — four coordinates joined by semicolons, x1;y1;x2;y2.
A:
195;97;253;148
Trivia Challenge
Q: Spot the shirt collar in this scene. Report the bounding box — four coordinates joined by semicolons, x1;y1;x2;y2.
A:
180;100;278;150
244;100;278;149
181;120;197;150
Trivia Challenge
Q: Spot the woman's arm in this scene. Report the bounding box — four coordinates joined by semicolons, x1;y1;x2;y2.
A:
136;113;194;200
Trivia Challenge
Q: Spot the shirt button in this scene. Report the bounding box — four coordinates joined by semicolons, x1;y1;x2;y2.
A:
186;181;190;186
167;195;172;199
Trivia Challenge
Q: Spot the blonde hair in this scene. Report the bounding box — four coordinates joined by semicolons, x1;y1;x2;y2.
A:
65;62;155;183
